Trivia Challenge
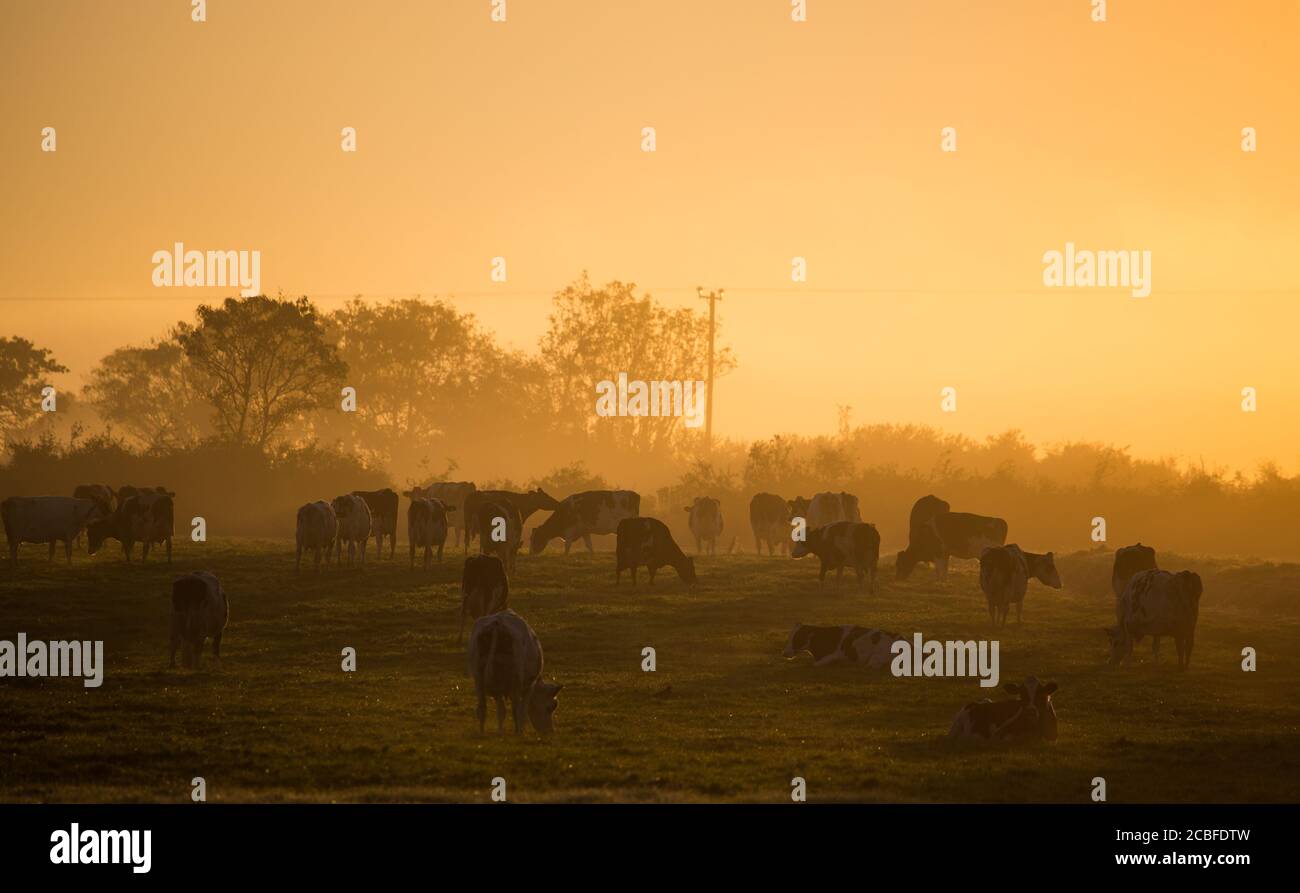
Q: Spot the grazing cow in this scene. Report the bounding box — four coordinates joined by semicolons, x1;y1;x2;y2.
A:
805;491;862;530
1112;543;1158;599
295;500;338;573
949;677;1059;743
423;481;476;550
170;570;228;670
791;520;881;593
86;495;153;563
529;490;641;554
331;494;373;567
749;492;792;556
406;493;452;570
460;553;508;642
477;499;522;575
467;609;563;735
1107;569;1202;670
464;488;561;549
110;486;175;563
353;488;399;559
684;496;723;555
782;623;903;668
899;510;1008;581
71;484;115;548
978;544;1061;625
2;496;105;566
895;494;951;579
615;517;697;586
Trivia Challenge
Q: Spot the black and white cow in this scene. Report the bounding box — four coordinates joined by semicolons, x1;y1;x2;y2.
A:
1107;568;1202;670
423;481;476;550
782;623;903;668
949;677;1059;743
353;488;399;560
295;500;337;573
749;492;792;556
460;553;508;643
3;496;106;566
406;493;452;570
898;510;1008;581
805;491;862;529
684;496;723;555
170;571;229;670
978;544;1061;626
529;490;640;554
791;520;881;593
468;609;562;735
477;499;523;575
615;517;697;586
331;494;372;567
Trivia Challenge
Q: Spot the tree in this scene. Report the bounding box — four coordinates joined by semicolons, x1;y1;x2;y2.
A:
176;296;346;449
83;339;209;451
0;336;67;435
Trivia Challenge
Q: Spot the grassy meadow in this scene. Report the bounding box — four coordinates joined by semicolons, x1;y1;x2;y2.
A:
1;537;1297;803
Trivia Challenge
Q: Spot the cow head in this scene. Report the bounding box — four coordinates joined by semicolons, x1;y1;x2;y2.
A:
331;495;355;518
1104;626;1128;665
786;496;809;518
529;488;561;510
528;528;548;555
86;517;114;556
1176;570;1203;601
790;527;821;560
527;681;564;735
678;555;698;585
895;548;918;580
782;624;808;659
1038;552;1063;588
1002;677;1059;742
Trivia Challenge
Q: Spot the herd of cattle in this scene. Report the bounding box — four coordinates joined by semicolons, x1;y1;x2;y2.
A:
1;483;1205;744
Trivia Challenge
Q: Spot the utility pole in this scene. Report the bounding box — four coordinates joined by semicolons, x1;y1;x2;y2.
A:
697;286;724;451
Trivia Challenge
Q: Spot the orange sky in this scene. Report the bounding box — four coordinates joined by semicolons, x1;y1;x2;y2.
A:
2;0;1298;472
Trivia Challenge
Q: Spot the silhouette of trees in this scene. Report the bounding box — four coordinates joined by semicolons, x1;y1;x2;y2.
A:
0;336;66;436
83;339;209;451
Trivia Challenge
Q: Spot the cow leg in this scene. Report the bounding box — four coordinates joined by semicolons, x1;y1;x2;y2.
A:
818;561;828;590
497;697;509;734
409;540;415;569
475;691;487;733
936;555;949;581
512;695;527;735
212;632;222;668
648;567;656;585
436;542;444;563
424;546;432;571
1015;601;1023;623
296;546;303;573
169;630;180;668
1183;633;1194;670
583;534;593;554
8;542;17;568
64;538;73;564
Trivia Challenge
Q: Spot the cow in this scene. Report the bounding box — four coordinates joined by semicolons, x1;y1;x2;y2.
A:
477;499;522;575
684;496;723;555
949;677;1059;743
782;623;903;668
423;481;476;551
1112;543;1158;599
749;492;792;556
787;496;810;521
406;493;452;570
2;496;106;566
615;517;697;586
894;494;951;578
464;488;561;549
467;609;563;735
71;484;115;549
529;490;641;554
331;494;372;567
805;491;862;530
898;510;1008;581
86;494;154;563
169;570;228;670
295;500;338;573
353;488;399;559
1107;569;1202;670
790;520;881;593
460;553;508;643
110;486;175;563
978;544;1061;625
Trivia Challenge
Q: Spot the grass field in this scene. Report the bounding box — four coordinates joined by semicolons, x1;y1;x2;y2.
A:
1;538;1298;803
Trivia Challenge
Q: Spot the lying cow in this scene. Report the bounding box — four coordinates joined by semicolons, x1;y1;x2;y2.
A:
979;544;1061;625
295;500;338;573
791;520;881;593
406;493;452;570
749;492;791;556
949;677;1059;743
170;571;229;670
3;496;105;566
467;609;563;735
1107;568;1202;670
530;489;640;554
898;510;1008;581
353;488;399;560
615;517;697;586
782;623;903;668
460;553;508;643
331;494;372;567
684;496;723;555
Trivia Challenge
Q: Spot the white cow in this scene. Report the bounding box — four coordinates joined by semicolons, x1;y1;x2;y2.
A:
331;494;372;567
467;609;562;735
684;496;724;555
1107;569;1202;670
2;496;106;566
805;491;862;530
